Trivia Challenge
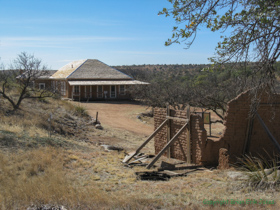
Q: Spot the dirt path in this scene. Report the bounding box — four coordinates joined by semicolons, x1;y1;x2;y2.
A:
76;101;154;136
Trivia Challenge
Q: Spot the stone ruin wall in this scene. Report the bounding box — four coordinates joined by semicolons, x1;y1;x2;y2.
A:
154;90;280;166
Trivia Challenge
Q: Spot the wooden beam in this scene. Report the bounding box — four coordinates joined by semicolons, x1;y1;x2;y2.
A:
123;118;169;163
186;105;191;164
243;116;255;155
146;120;189;169
166;116;188;122
256;112;280;154
166;105;171;158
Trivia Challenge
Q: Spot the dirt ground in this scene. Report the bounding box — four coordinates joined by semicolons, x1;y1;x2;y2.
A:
77;101;154;136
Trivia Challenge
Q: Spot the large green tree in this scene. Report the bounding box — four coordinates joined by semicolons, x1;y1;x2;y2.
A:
160;0;280;90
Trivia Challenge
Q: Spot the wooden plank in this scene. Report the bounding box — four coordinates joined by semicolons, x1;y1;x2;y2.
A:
123;118;169;163
166;116;188;122
209;112;211;137
146;120;189;169
243;116;255;155
186;105;191;164
166;105;171;158
256;112;280;154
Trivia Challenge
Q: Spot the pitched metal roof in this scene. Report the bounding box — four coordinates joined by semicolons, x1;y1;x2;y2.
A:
68;80;149;86
67;59;132;80
51;59;86;79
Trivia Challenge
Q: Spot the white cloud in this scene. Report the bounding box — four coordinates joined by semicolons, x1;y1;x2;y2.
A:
0;18;123;26
0;36;135;48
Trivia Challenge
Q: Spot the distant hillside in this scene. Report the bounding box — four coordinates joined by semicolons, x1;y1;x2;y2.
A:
113;64;211;81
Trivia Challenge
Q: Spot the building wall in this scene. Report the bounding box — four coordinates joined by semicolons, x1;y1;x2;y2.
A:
34;79;52;89
220;90;280;161
154;90;280;166
154;108;223;165
35;78;132;100
66;84;131;101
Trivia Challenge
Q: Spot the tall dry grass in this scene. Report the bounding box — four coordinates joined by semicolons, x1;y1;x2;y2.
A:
0;147;109;209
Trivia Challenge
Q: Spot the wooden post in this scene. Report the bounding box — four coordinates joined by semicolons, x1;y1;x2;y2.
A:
186;105;191;164
243;115;255;155
166;103;171;158
256;112;280;154
123;119;169;163
146;120;189;169
209;112;211;137
96;111;98;122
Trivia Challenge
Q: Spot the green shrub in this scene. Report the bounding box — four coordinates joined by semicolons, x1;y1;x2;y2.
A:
74;105;88;117
237;153;280;189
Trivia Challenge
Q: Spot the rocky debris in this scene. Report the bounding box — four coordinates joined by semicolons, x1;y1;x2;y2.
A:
136;171;171;181
88;116;101;125
227;169;279;181
136;115;142;122
95;124;103;130
159;161;176;171
267;170;280;181
101;144;123;152
27;204;67;210
123;153;155;167
227;171;249;180
141;110;153;117
137;111;153;122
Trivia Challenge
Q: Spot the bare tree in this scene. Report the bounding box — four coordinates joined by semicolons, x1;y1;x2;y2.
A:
0;52;53;110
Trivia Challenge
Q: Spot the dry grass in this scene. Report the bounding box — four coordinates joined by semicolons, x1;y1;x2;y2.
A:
0;147;109;209
0;97;280;209
0;142;279;209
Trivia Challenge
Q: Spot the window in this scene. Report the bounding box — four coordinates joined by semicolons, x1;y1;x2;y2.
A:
110;85;116;98
97;86;103;98
119;85;125;95
84;86;92;98
39;83;45;90
61;81;66;96
51;81;55;90
73;86;80;94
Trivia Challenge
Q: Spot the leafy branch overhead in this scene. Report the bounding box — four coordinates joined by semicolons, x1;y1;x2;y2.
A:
160;0;280;88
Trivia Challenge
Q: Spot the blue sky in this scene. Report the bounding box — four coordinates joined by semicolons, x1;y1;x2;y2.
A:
0;0;223;69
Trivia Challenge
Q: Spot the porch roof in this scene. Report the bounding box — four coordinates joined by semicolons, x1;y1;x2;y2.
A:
68;80;149;86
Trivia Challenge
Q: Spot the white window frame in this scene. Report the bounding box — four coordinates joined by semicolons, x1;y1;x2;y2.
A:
97;86;103;98
39;83;45;90
110;85;116;98
119;85;125;95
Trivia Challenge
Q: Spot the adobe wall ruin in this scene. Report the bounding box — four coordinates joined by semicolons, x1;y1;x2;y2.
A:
154;90;280;165
220;90;280;162
154;108;224;165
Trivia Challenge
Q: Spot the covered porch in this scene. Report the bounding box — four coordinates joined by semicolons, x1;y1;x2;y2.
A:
67;80;148;101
